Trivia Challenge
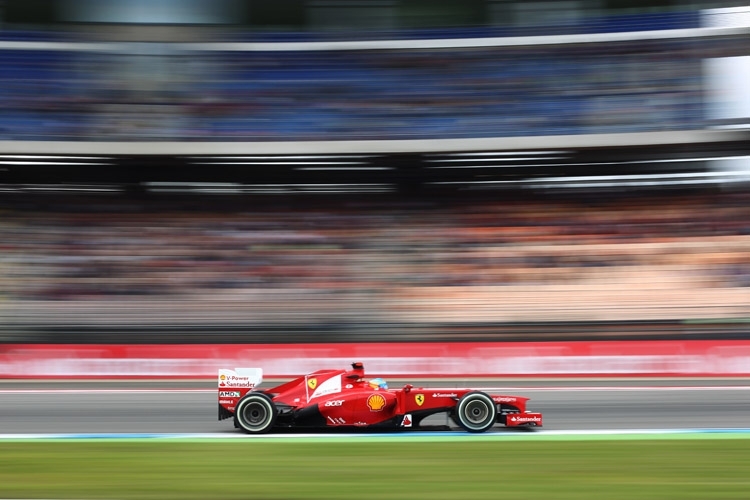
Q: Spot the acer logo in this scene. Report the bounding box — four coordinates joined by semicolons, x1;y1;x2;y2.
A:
324;400;345;407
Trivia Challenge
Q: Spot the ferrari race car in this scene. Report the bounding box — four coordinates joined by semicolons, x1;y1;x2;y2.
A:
218;362;542;434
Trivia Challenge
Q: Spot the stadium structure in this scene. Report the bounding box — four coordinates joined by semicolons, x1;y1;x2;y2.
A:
0;1;749;344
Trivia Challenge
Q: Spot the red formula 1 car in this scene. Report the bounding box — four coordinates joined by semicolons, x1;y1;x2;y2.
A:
218;362;542;434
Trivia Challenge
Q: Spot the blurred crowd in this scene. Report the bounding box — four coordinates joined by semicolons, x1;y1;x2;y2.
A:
1;190;749;328
1;8;749;334
0;30;726;142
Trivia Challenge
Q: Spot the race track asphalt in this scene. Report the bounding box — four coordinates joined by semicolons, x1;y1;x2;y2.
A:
1;379;748;434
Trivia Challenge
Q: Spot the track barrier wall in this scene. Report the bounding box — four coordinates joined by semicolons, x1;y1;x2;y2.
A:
2;340;750;378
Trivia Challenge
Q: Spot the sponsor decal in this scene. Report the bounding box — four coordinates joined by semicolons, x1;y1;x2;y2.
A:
367;393;386;411
345;384;353;389
327;416;346;425
219;391;241;398
219;399;234;404
354;421;368;426
415;394;424;406
309;375;342;400
307;378;318;390
219;375;255;388
432;392;458;398
324;400;344;407
219;369;261;389
493;396;518;403
401;414;413;427
510;415;542;423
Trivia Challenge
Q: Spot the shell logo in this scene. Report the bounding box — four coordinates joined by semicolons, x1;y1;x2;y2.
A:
220;374;226;380
367;393;386;412
307;378;317;390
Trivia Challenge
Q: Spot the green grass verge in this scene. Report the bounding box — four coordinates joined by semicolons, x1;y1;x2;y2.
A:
2;439;749;499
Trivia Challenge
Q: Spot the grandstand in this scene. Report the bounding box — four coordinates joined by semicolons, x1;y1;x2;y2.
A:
0;2;749;343
0;10;744;142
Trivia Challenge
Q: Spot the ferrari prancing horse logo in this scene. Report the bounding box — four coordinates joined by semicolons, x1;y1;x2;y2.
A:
307;378;317;390
415;394;424;406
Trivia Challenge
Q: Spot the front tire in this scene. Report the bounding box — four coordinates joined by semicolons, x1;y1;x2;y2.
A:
235;392;277;434
455;392;497;433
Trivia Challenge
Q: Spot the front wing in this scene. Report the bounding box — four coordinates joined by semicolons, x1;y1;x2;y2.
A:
500;412;543;427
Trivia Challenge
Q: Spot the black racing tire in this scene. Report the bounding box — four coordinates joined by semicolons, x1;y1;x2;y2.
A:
235;392;277;434
455;391;497;433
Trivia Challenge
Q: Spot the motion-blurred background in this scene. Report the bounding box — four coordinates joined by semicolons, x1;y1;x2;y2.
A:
1;0;749;346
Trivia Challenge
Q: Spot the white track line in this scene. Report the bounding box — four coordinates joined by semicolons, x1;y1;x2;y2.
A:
2;429;750;440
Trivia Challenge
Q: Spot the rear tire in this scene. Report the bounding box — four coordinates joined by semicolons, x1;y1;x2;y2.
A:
455;391;496;433
235;392;277;434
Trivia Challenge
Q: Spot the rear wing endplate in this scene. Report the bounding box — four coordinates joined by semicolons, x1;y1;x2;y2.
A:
218;368;263;389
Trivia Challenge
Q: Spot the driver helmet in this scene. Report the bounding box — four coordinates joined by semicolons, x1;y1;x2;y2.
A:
368;377;388;390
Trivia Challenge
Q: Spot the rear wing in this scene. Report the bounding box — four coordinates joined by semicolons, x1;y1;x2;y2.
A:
218;368;263;420
218;368;263;389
